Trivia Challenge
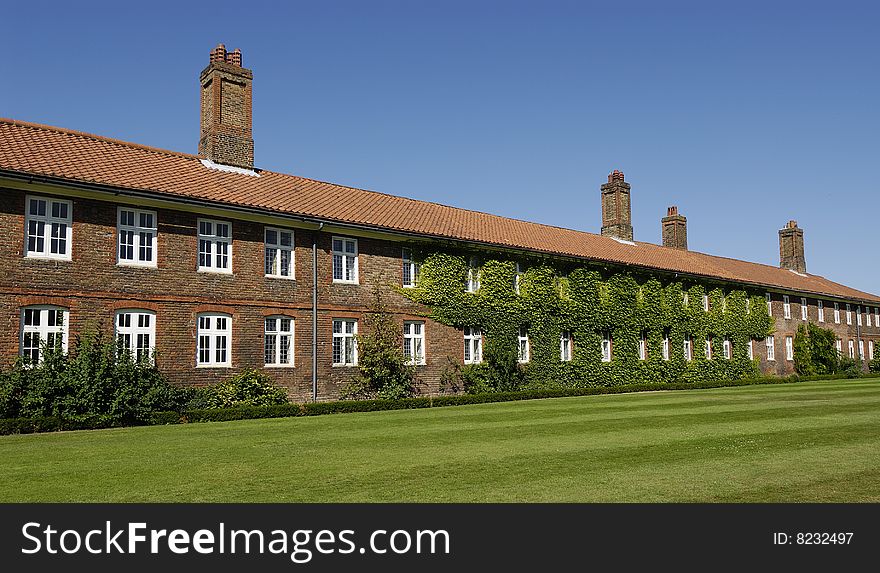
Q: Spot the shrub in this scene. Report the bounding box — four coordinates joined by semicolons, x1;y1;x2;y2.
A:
837;357;863;379
200;369;289;408
793;323;838;376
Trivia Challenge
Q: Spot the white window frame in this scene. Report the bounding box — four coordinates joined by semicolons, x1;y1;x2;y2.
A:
332;319;358;366
801;298;808;321
848;339;855;360
517;326;530;364
723;338;731;360
834;302;840;324
818;301;825;323
785;336;793;361
514;262;523;295
783;295;791;319
746;298;751;314
846;304;852;325
601;332;612;363
875;308;879;328
197;219;232;273
857;306;862;327
766;293;772;316
264;227;295;279
683;293;689;307
25;195;72;260
858;339;865;361
867;311;872;328
766;336;775;362
703;294;709;312
20;306;69;363
117;207;157;267
869;340;874;361
115;309;156;362
747;339;754;360
639;331;647;361
705;336;713;360
331;237;358;284
402;248;419;288
560;330;572;362
463;327;483;364
403;321;426;366
662;332;670;361
836;338;842;357
196;313;231;367
466;257;481;293
264;316;294;367
684;335;693;362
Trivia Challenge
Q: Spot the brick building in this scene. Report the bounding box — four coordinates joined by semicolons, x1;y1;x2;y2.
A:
1;45;878;401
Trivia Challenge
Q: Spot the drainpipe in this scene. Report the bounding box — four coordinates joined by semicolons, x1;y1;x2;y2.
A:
312;223;324;402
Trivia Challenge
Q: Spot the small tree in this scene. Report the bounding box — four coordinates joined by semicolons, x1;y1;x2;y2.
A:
342;286;415;400
793;322;838;376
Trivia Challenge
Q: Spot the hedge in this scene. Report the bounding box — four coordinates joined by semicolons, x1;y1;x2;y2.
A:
1;372;870;435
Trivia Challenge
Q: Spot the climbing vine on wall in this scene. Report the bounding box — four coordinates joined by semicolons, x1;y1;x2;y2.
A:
400;251;773;392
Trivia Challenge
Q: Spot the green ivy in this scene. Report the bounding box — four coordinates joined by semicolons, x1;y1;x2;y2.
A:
401;252;772;391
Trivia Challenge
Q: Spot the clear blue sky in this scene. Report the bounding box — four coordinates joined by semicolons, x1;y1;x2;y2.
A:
3;0;878;294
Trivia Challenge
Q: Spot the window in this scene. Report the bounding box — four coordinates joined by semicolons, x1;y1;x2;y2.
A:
601;332;612;362
783;295;791;319
463;327;482;364
801;298;808;321
705;336;713;360
846;304;852;325
197;219;231;273
402;248;419;288
466;257;480;293
836;338;842;357
638;331;647;360
683;293;689;307
265;228;294;279
264;316;294;366
514;262;523;295
785;336;793;361
834;303;840;324
723;338;731;360
848;339;855;359
20;306;68;363
703;294;709;312
332;237;358;283
875;308;879;328
746;298;751;314
818;301;824;323
115;310;155;362
766;336;775;361
332;319;358;366
869;340;874;361
25;195;72;260
196;313;231;366
857;306;862;327
662;331;670;361
766;293;772;316
858;339;865;360
867;311;872;328
560;330;572;362
403;321;425;365
683;335;692;361
517;327;530;363
117;208;157;266
747;339;754;360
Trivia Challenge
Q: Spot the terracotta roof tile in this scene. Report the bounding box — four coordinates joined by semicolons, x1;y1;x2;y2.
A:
1;117;878;303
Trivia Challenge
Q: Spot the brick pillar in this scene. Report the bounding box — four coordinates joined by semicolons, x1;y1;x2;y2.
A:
600;170;633;241
661;206;688;250
779;220;806;273
198;44;254;169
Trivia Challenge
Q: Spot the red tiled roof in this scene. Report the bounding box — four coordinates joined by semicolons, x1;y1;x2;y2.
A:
1;117;878;303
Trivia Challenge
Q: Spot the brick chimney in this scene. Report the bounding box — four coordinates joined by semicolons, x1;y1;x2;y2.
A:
198;44;254;169
600;170;633;241
661;206;688;250
779;220;806;273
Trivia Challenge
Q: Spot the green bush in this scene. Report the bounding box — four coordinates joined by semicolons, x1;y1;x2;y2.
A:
793;323;839;376
837;357;863;378
199;369;289;408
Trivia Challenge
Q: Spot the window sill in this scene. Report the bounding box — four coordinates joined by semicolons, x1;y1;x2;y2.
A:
24;254;72;262
265;274;296;281
118;262;158;269
332;280;359;285
331;363;358;368
197;268;233;275
264;364;296;368
195;364;232;368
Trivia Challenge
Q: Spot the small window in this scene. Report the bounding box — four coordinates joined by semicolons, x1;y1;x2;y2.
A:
332;237;358;283
746;298;751;314
834;303;840;324
858;339;865;360
402;248;419;288
115;309;155;362
801;298;808;321
463;327;483;364
20;306;69;363
638;331;647;361
848;339;855;360
514;262;523;295
703;294;709;312
747;339;754;360
785;336;793;361
766;336;775;361
560;330;572;362
332;319;358;366
867;311;872;328
683;293;689;307
705;336;713;360
25;195;72;260
836;338;842;357
783;295;791;320
846;304;852;325
875;308;879;328
117;208;157;267
466;257;481;293
265;316;294;366
683;335;692;361
265;228;295;279
723;338;731;360
869;340;874;361
766;293;772;316
818;301;825;323
403;321;425;366
857;306;862;327
197;219;232;273
197;313;231;366
601;332;612;362
662;330;670;361
517;327;530;364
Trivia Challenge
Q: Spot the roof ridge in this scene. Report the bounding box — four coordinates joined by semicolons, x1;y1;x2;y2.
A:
0;117;203;161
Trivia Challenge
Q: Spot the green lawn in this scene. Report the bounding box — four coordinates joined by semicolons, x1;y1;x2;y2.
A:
1;378;879;502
